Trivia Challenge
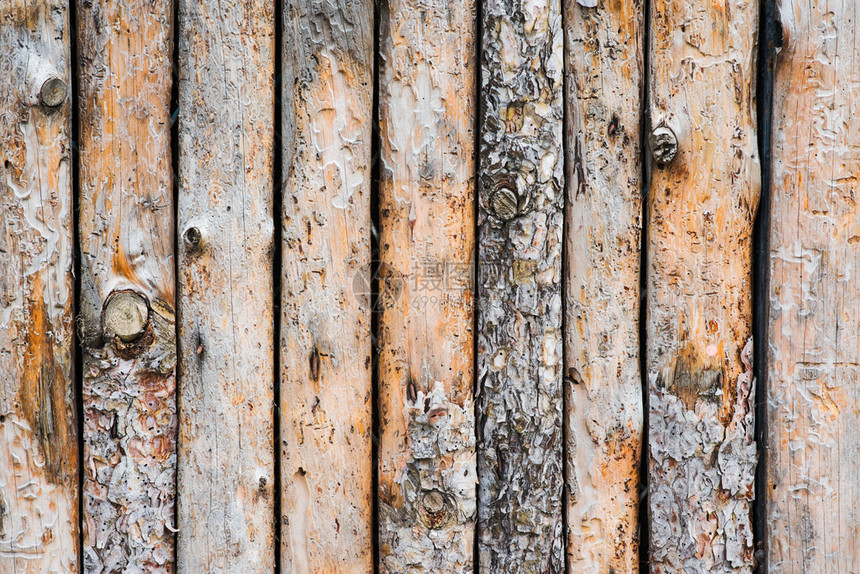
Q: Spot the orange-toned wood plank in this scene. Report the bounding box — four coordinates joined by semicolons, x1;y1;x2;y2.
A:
377;0;478;570
0;1;79;571
280;1;375;571
77;1;177;569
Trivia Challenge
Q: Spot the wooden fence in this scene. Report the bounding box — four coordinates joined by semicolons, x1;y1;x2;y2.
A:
0;0;856;572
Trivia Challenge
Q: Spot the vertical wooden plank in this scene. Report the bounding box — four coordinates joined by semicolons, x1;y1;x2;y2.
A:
377;0;477;570
0;2;78;572
646;0;759;571
563;0;643;571
280;1;374;571
176;0;275;570
477;1;564;571
766;2;860;570
77;1;177;570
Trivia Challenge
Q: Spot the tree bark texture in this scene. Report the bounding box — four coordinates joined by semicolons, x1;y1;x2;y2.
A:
477;1;564;572
376;0;478;571
280;1;375;572
176;0;276;571
0;3;78;573
77;1;177;571
564;0;644;571
766;1;860;571
646;0;760;571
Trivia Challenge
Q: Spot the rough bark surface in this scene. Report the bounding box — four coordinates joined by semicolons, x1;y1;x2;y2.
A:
176;0;276;571
476;1;564;572
646;0;760;571
280;1;374;572
0;2;79;572
563;0;643;571
377;1;477;571
77;1;177;571
766;1;860;570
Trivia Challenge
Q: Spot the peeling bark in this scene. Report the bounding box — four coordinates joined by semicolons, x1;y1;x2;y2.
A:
477;1;564;572
646;0;760;571
377;1;478;571
280;1;374;572
0;2;79;572
77;1;177;570
564;0;644;571
176;0;276;571
766;2;860;571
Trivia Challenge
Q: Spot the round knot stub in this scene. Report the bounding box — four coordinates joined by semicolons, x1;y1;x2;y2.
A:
103;291;149;343
418;490;453;529
649;126;678;166
39;77;68;108
183;226;202;249
490;187;518;221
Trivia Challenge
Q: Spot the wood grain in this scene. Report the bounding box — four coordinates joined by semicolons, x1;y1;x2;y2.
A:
766;1;860;570
477;0;564;571
77;1;177;570
280;1;375;571
0;2;78;572
376;0;478;570
564;0;644;571
646;0;760;570
176;0;276;570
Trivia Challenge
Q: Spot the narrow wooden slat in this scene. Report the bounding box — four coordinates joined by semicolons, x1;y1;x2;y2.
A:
646;0;759;571
77;1;177;570
0;2;78;571
176;0;276;570
280;1;374;571
766;2;860;570
377;0;477;570
563;0;643;571
476;1;564;571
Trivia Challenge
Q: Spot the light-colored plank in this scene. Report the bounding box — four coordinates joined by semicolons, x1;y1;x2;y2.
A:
563;0;643;571
0;3;78;572
376;0;477;570
476;1;564;571
176;0;276;570
280;1;374;571
646;0;760;570
766;1;860;570
77;1;177;570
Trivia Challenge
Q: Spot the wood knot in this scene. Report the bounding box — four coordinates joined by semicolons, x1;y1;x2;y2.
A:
649;125;678;166
39;77;67;107
490;187;519;221
418;490;453;529
183;226;203;251
103;290;149;344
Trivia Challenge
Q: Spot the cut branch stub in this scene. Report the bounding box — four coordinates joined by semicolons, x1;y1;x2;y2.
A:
103;291;150;343
490;187;519;221
39;76;67;107
649;125;678;166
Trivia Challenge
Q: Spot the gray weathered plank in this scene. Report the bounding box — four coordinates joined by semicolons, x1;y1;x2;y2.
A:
176;0;276;570
476;0;565;572
0;2;79;572
646;0;760;570
77;1;177;570
766;0;860;570
377;0;478;570
280;1;375;571
564;0;644;571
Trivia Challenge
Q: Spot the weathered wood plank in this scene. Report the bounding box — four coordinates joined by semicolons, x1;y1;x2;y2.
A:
477;1;564;571
77;1;177;570
766;2;860;570
280;1;374;571
646;0;760;571
176;0;276;570
376;0;477;570
0;2;78;572
563;0;644;571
